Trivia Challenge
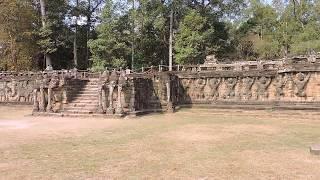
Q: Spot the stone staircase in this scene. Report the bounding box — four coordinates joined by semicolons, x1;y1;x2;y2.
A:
63;79;100;114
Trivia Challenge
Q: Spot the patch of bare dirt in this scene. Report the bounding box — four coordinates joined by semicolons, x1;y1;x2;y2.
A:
161;124;280;143
234;150;320;179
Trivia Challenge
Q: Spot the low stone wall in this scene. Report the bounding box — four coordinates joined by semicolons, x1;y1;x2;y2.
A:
0;59;319;116
174;64;320;105
0;75;36;104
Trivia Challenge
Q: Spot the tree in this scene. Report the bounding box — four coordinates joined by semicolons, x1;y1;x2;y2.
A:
39;0;52;66
88;1;131;70
174;9;215;64
0;0;37;70
37;0;73;69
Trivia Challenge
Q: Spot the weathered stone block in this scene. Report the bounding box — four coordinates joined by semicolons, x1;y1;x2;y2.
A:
310;144;320;155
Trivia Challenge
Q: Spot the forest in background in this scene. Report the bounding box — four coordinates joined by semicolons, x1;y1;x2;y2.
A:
0;0;319;71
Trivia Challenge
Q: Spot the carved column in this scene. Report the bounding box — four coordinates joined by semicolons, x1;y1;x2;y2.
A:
32;89;39;112
102;88;107;112
129;79;136;113
107;70;118;114
106;82;115;114
115;71;126;115
39;86;45;112
47;88;53;112
97;82;105;113
165;74;174;113
115;84;124;115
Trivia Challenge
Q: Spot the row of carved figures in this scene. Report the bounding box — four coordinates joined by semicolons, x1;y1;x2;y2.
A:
0;80;35;102
96;70;135;115
33;74;66;112
180;72;311;101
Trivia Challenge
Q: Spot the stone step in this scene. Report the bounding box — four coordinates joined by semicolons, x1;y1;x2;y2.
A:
67;81;98;84
68;99;99;103
70;97;99;101
63;109;95;114
69;92;98;96
67;85;99;89
64;107;98;111
77;87;99;90
72;94;99;98
66;103;98;108
67;89;99;93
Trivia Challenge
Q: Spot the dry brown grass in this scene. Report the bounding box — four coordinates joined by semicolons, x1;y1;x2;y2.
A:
0;106;320;179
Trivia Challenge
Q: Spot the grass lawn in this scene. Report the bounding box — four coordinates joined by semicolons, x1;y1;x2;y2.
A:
0;106;320;179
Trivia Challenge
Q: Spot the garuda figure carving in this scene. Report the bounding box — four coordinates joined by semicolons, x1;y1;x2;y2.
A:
256;76;271;99
204;78;221;101
180;79;192;102
223;77;237;99
241;77;254;100
274;74;287;99
195;78;206;99
293;72;310;97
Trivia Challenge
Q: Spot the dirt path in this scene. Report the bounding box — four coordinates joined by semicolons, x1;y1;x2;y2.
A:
1;105;320;179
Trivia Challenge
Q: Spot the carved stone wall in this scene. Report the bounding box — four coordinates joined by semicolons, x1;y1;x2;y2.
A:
1;58;320;116
174;63;320;106
0;78;36;104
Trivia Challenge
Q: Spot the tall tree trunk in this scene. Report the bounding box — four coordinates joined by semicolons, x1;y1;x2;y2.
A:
169;9;173;71
74;24;78;68
131;0;135;70
73;0;79;68
85;0;91;69
39;0;52;67
9;33;17;70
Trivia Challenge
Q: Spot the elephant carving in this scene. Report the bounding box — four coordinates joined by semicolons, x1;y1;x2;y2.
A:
11;80;34;102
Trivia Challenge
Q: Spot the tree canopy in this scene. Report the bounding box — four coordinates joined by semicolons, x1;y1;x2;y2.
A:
0;0;319;71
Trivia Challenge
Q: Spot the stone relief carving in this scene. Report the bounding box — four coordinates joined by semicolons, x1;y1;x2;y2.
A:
179;78;192;102
185;79;195;99
107;69;118;114
195;78;206;99
223;77;237;99
273;74;287;99
115;71;127;115
0;81;10;102
10;80;35;102
241;77;254;100
256;76;271;100
47;74;67;112
204;78;221;101
293;72;311;97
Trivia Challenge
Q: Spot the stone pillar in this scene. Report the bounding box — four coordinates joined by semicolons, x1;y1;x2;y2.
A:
102;88;107;112
47;88;53;112
32;89;39;112
106;82;115;114
62;89;67;104
97;85;104;113
39;86;45;112
115;84;124;115
166;75;174;113
129;79;136;113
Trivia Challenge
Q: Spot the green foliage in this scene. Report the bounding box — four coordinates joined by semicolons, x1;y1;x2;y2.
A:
2;0;320;71
88;1;131;69
0;0;38;70
175;10;212;64
234;0;320;60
